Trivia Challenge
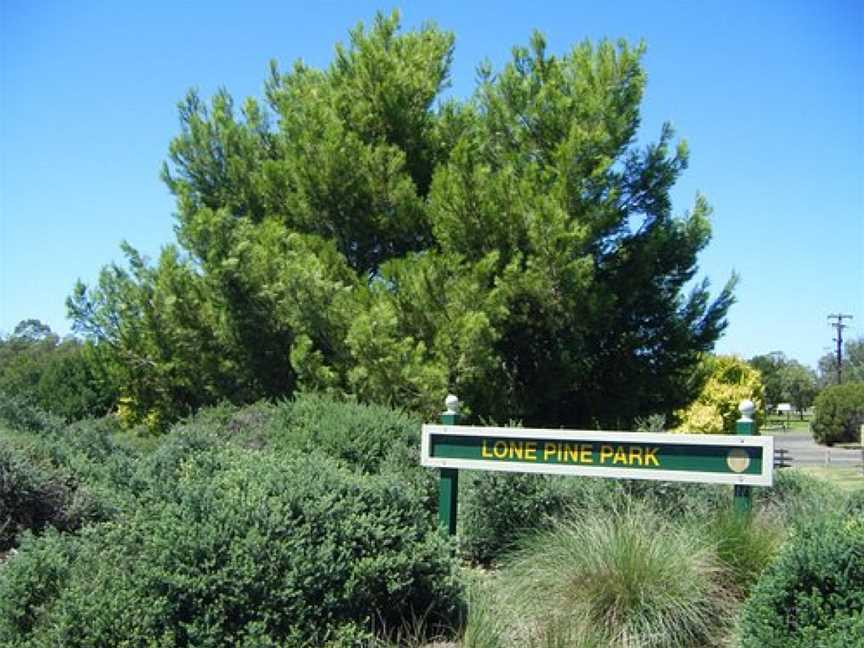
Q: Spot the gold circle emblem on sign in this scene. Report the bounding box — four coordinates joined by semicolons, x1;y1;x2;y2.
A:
726;448;751;473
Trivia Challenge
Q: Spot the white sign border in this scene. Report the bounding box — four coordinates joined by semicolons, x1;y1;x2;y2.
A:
421;424;774;486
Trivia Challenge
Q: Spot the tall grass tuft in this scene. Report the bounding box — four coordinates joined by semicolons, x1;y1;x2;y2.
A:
496;503;736;647
460;576;507;648
700;509;785;596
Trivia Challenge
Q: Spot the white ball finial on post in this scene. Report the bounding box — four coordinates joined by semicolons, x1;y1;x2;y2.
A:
444;394;460;415
738;400;755;422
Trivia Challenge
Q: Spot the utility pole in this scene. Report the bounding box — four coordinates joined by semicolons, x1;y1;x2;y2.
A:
828;314;853;384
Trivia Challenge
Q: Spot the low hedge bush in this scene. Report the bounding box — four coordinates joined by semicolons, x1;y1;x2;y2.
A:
0;392;64;436
0;445;102;551
739;509;864;647
170;394;439;510
459;472;622;565
755;469;845;521
272;393;424;475
0;447;462;646
811;382;864;445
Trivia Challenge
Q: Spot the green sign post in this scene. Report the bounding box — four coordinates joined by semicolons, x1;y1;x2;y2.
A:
437;394;460;535
422;398;772;534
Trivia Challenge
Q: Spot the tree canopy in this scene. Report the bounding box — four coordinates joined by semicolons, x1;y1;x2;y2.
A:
750;352;817;417
817;338;864;388
68;12;735;430
0;320;115;421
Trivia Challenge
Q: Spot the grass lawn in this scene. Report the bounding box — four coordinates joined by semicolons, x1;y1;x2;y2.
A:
762;415;810;433
793;466;864;492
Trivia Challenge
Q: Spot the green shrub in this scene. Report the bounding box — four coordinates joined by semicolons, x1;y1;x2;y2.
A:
0;529;79;638
164;394;428;475
0;448;462;646
495;503;736;647
459;472;621;565
755;469;845;522
616;478;728;519
143;395;438;513
739;510;864;647
1;414;142;518
0;392;64;436
811;382;864;445
273;393;424;474
0;444;105;551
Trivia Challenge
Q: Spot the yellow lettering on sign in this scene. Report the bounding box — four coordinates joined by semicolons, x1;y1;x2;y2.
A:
493;440;508;459
644;447;659;466
600;445;614;464
480;439;660;467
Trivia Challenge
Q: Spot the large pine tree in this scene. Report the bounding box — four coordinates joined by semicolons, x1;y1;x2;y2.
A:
69;12;735;429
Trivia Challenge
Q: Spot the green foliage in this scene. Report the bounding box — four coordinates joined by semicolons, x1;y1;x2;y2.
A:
459;472;610;565
459;470;734;566
674;354;765;433
0;529;79;639
811;382;864;445
0;320;115;421
817;337;864;387
271;393;422;473
0;448;462;647
142;393;432;487
0;396;145;522
69;11;734;430
0;391;65;436
749;352;817;416
739;510;864;647
755;468;846;521
0;444;104;551
271;393;437;502
495;504;736;647
700;510;785;595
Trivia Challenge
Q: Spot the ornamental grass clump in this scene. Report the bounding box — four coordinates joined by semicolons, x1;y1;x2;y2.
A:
700;509;785;596
497;503;736;647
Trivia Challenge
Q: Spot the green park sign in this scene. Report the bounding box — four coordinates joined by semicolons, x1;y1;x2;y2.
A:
423;397;773;535
422;425;774;487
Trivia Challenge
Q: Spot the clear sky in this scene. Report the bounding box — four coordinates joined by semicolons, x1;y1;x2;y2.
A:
1;0;862;369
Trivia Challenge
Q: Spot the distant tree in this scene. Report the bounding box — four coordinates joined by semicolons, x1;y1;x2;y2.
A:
0;320;115;421
12;319;54;342
749;352;786;408
817;338;864;387
674;355;765;434
777;361;817;419
69;12;735;430
811;382;864;445
750;353;817;419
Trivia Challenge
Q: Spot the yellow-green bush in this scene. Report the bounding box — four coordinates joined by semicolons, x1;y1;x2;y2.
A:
674;355;765;434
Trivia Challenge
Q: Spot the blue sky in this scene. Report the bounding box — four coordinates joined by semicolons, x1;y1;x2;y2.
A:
1;0;862;369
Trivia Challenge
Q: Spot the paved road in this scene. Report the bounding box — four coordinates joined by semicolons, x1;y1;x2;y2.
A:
769;430;863;468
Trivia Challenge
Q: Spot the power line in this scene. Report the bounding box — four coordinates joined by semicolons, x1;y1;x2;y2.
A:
828;313;853;384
